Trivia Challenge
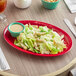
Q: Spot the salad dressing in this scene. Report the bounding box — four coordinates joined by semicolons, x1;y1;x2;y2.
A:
10;24;23;32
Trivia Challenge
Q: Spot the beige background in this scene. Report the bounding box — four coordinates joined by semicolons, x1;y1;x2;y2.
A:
0;0;76;76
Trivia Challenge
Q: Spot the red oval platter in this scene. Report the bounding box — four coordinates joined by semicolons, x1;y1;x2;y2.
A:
3;20;72;57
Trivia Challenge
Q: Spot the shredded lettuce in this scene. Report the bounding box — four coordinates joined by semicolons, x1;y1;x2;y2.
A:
14;24;66;54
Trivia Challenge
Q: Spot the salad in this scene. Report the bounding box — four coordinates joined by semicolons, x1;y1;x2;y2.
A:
45;0;57;2
14;24;66;54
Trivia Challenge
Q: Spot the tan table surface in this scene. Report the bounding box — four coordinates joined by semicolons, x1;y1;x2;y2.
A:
0;0;76;76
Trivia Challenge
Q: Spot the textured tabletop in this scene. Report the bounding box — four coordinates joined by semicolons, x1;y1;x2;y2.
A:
0;0;76;76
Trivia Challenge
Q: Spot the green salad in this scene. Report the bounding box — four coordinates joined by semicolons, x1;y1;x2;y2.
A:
14;24;66;54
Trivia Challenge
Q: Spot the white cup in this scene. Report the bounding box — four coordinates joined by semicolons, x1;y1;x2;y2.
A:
14;0;32;9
